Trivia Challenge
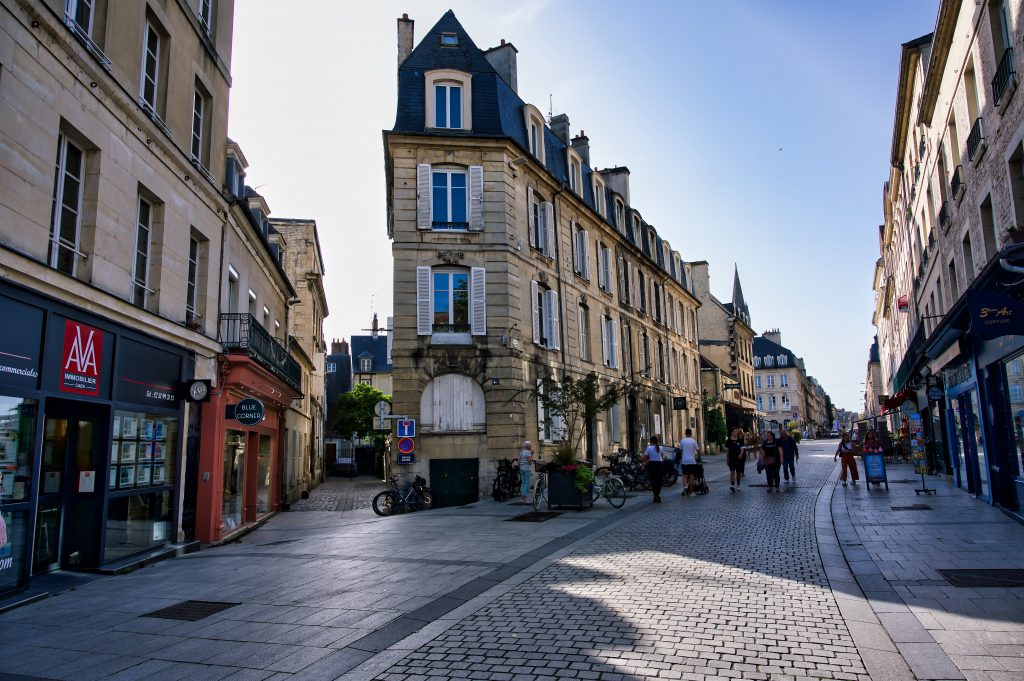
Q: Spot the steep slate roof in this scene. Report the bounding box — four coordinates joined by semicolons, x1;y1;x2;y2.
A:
350;335;392;373
392;10;681;281
752;336;798;368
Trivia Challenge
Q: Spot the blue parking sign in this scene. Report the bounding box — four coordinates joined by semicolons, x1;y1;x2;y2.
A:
397;419;416;438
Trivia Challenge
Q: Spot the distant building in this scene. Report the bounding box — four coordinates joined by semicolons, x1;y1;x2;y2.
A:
864;337;882;419
753;330;809;435
351;314;393;395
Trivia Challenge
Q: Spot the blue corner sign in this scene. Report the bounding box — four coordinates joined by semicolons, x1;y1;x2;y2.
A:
233;398;265;426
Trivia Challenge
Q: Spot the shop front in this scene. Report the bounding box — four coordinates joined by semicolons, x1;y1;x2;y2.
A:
0;282;191;600
196;351;299;544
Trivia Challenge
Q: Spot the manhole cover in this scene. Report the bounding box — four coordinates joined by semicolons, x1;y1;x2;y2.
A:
507;511;563;522
891;505;932;511
141;600;239;621
938;569;1024;588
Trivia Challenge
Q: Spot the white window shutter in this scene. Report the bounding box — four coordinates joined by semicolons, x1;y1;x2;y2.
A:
417;164;432;230
601;317;608;366
531;280;541;345
544;201;555;258
582;230;590;279
527;187;536;249
548;289;560;349
468;165;484;231
416;266;432;335
611;320;619;368
470;267;486;335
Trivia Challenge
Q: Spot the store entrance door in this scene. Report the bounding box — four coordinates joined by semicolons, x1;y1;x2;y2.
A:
33;399;108;574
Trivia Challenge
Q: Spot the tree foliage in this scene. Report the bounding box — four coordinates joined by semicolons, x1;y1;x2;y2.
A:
704;408;727;450
534;372;628;464
334;383;391;446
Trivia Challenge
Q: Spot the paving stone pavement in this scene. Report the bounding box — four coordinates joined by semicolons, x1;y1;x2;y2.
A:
290;477;384;512
1;441;1022;681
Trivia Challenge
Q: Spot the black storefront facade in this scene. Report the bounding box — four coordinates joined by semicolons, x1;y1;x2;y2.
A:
0;281;192;600
897;244;1024;514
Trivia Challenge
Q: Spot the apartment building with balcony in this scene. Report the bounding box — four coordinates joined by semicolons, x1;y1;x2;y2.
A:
690;262;758;431
873;0;1024;512
384;11;703;506
752;331;808;434
0;0;237;599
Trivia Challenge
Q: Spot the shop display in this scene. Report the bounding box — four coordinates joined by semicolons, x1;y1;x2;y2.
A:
109;410;176;490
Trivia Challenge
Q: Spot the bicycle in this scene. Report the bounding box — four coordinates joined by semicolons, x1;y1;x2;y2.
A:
372;475;432;516
532;464;548;511
591;467;627;508
491;458;520;502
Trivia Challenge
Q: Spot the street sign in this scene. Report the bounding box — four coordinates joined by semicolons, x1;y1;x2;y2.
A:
374;400;391;417
233;398;265;426
397;437;415;454
397;453;415;465
397;419;416;438
723;383;740;390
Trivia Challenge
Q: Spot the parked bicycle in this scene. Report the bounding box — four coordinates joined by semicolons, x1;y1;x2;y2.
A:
532;462;548;511
596;450;677;491
591;465;627;508
491;458;521;502
372;474;432;516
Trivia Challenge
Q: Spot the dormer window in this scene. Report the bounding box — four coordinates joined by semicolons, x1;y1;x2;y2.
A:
593;178;605;216
614;201;625;231
569;160;579;192
440;32;458;47
778;354;788;366
630;214;640;244
523;104;546;164
425;70;472;130
765;356;774;367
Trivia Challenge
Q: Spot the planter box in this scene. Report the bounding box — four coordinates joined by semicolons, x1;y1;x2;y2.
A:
547;468;593;510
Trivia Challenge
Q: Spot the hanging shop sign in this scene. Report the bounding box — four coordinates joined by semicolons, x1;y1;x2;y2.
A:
927;386;944;402
897;294;910;312
232;398;265;426
60;319;103;396
672;397;687;410
968;290;1024;339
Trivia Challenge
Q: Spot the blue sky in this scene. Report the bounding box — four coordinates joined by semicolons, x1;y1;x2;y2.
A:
227;0;939;411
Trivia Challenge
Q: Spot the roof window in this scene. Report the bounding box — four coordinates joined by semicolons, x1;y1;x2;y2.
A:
441;33;458;47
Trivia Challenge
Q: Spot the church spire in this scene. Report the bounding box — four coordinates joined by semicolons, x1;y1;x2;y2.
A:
732;264;750;326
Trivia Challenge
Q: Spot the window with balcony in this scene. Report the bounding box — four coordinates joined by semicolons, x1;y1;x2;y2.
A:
989;0;1016;105
431;169;467;230
531;280;560;350
572;224;590;279
49;134;86;276
578;303;591;362
415;266;485;340
528;188;554;257
602;315;618;369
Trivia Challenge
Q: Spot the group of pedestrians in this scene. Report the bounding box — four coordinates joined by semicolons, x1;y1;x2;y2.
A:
641;429;701;502
722;428;800;493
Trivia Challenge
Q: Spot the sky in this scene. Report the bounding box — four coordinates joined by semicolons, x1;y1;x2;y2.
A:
227;0;940;412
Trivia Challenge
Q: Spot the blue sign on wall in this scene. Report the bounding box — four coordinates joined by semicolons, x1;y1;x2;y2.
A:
968;290;1024;339
397;453;415;465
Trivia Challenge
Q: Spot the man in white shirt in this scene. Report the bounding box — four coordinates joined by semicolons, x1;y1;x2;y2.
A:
677;429;701;496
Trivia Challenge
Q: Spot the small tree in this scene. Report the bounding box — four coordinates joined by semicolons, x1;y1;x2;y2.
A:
534;372;628;466
704;408;727;451
334;383;391;448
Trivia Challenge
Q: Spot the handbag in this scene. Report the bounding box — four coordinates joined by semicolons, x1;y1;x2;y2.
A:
756;451;765;474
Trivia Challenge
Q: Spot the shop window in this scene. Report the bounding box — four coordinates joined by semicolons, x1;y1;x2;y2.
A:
0;509;29;597
109;411;177;492
1004;353;1024;478
104;489;171;562
0;397;38;504
222;429;245;531
256;434;272;515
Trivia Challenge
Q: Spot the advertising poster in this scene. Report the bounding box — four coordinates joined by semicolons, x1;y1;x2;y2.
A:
910;413;927;474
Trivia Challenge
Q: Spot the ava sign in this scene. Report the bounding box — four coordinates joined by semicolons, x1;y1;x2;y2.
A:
234;398;265;426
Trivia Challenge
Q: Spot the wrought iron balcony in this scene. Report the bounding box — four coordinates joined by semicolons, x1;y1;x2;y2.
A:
938;201;950;231
992;48;1016;106
966;117;985;161
220;313;302;391
950;165;964;199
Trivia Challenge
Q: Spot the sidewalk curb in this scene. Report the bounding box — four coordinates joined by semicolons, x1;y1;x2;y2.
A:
818;461;965;681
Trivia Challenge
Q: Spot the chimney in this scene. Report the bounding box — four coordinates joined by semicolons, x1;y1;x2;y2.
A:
372;313;379;336
331;338;342;355
763;328;782;346
571;131;590;166
688;261;710;300
397;14;414;70
339;338;349;355
484;39;518;93
550;113;570;144
600;166;630;205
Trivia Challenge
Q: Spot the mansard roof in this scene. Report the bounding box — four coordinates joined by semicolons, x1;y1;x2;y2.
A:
752;336;799;369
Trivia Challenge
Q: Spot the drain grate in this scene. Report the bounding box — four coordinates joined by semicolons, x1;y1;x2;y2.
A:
938;569;1024;588
507;511;563;522
141;600;239;621
891;504;932;511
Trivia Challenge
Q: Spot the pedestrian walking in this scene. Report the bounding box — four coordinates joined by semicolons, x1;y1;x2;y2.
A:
761;431;782;493
518;441;534;502
726;428;745;492
779;430;799;483
835;432;858;486
643;435;665;503
677;428;701;496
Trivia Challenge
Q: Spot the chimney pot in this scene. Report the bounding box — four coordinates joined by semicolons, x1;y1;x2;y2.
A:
484;41;518;93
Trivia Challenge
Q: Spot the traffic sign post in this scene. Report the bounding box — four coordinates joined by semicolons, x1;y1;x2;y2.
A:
397;419;416;438
397;437;415;454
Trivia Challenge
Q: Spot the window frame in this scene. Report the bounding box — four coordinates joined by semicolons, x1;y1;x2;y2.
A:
49;133;86;276
523;103;546;164
140;20;161;110
424;69;472;130
598;242;612;293
198;0;213;34
431;168;469;230
578;303;591;362
131;196;153;308
190;87;207;166
66;0;95;35
593;178;605;216
186;235;199;320
431;268;471;336
434;82;463;130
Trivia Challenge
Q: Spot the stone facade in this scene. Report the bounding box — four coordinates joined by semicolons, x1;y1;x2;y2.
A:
385;12;703;502
753;330;809;434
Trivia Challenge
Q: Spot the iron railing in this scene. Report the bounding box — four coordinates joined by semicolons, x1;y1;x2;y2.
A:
219;313;301;391
938;201;950;231
992;48;1016;105
967;117;985;161
950;165;964;199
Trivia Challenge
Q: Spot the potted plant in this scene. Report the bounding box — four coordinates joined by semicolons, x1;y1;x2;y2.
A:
533;373;626;509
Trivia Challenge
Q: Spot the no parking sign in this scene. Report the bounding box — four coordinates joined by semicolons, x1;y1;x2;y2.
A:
397;437;415;454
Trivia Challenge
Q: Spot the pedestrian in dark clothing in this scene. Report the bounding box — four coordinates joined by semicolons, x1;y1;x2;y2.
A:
726;428;745;492
643;435;665;503
779;430;799;483
761;432;782;493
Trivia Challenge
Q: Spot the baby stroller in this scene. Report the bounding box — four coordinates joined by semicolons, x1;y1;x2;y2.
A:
690;457;709;495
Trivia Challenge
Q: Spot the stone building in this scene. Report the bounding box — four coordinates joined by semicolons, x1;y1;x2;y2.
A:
351;314;393;395
753;331;808;434
384;11;703;506
270;217;329;502
872;0;1024;510
864;337;883;419
690;262;757;431
0;0;237;596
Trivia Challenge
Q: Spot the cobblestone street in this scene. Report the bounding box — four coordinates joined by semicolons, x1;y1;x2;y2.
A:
0;441;1022;681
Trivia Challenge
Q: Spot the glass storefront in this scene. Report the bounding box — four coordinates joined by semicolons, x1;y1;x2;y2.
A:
104;490;172;562
968;390;990;499
109;411;177;492
0;397;37;504
223;430;246;531
0;509;29;597
1005;353;1024;480
257;434;272;515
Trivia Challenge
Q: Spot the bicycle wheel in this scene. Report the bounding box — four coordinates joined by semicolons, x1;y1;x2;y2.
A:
605;477;626;508
533;475;547;511
492;477;509;502
418;492;433;510
663;469;678;487
372;491;398;516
